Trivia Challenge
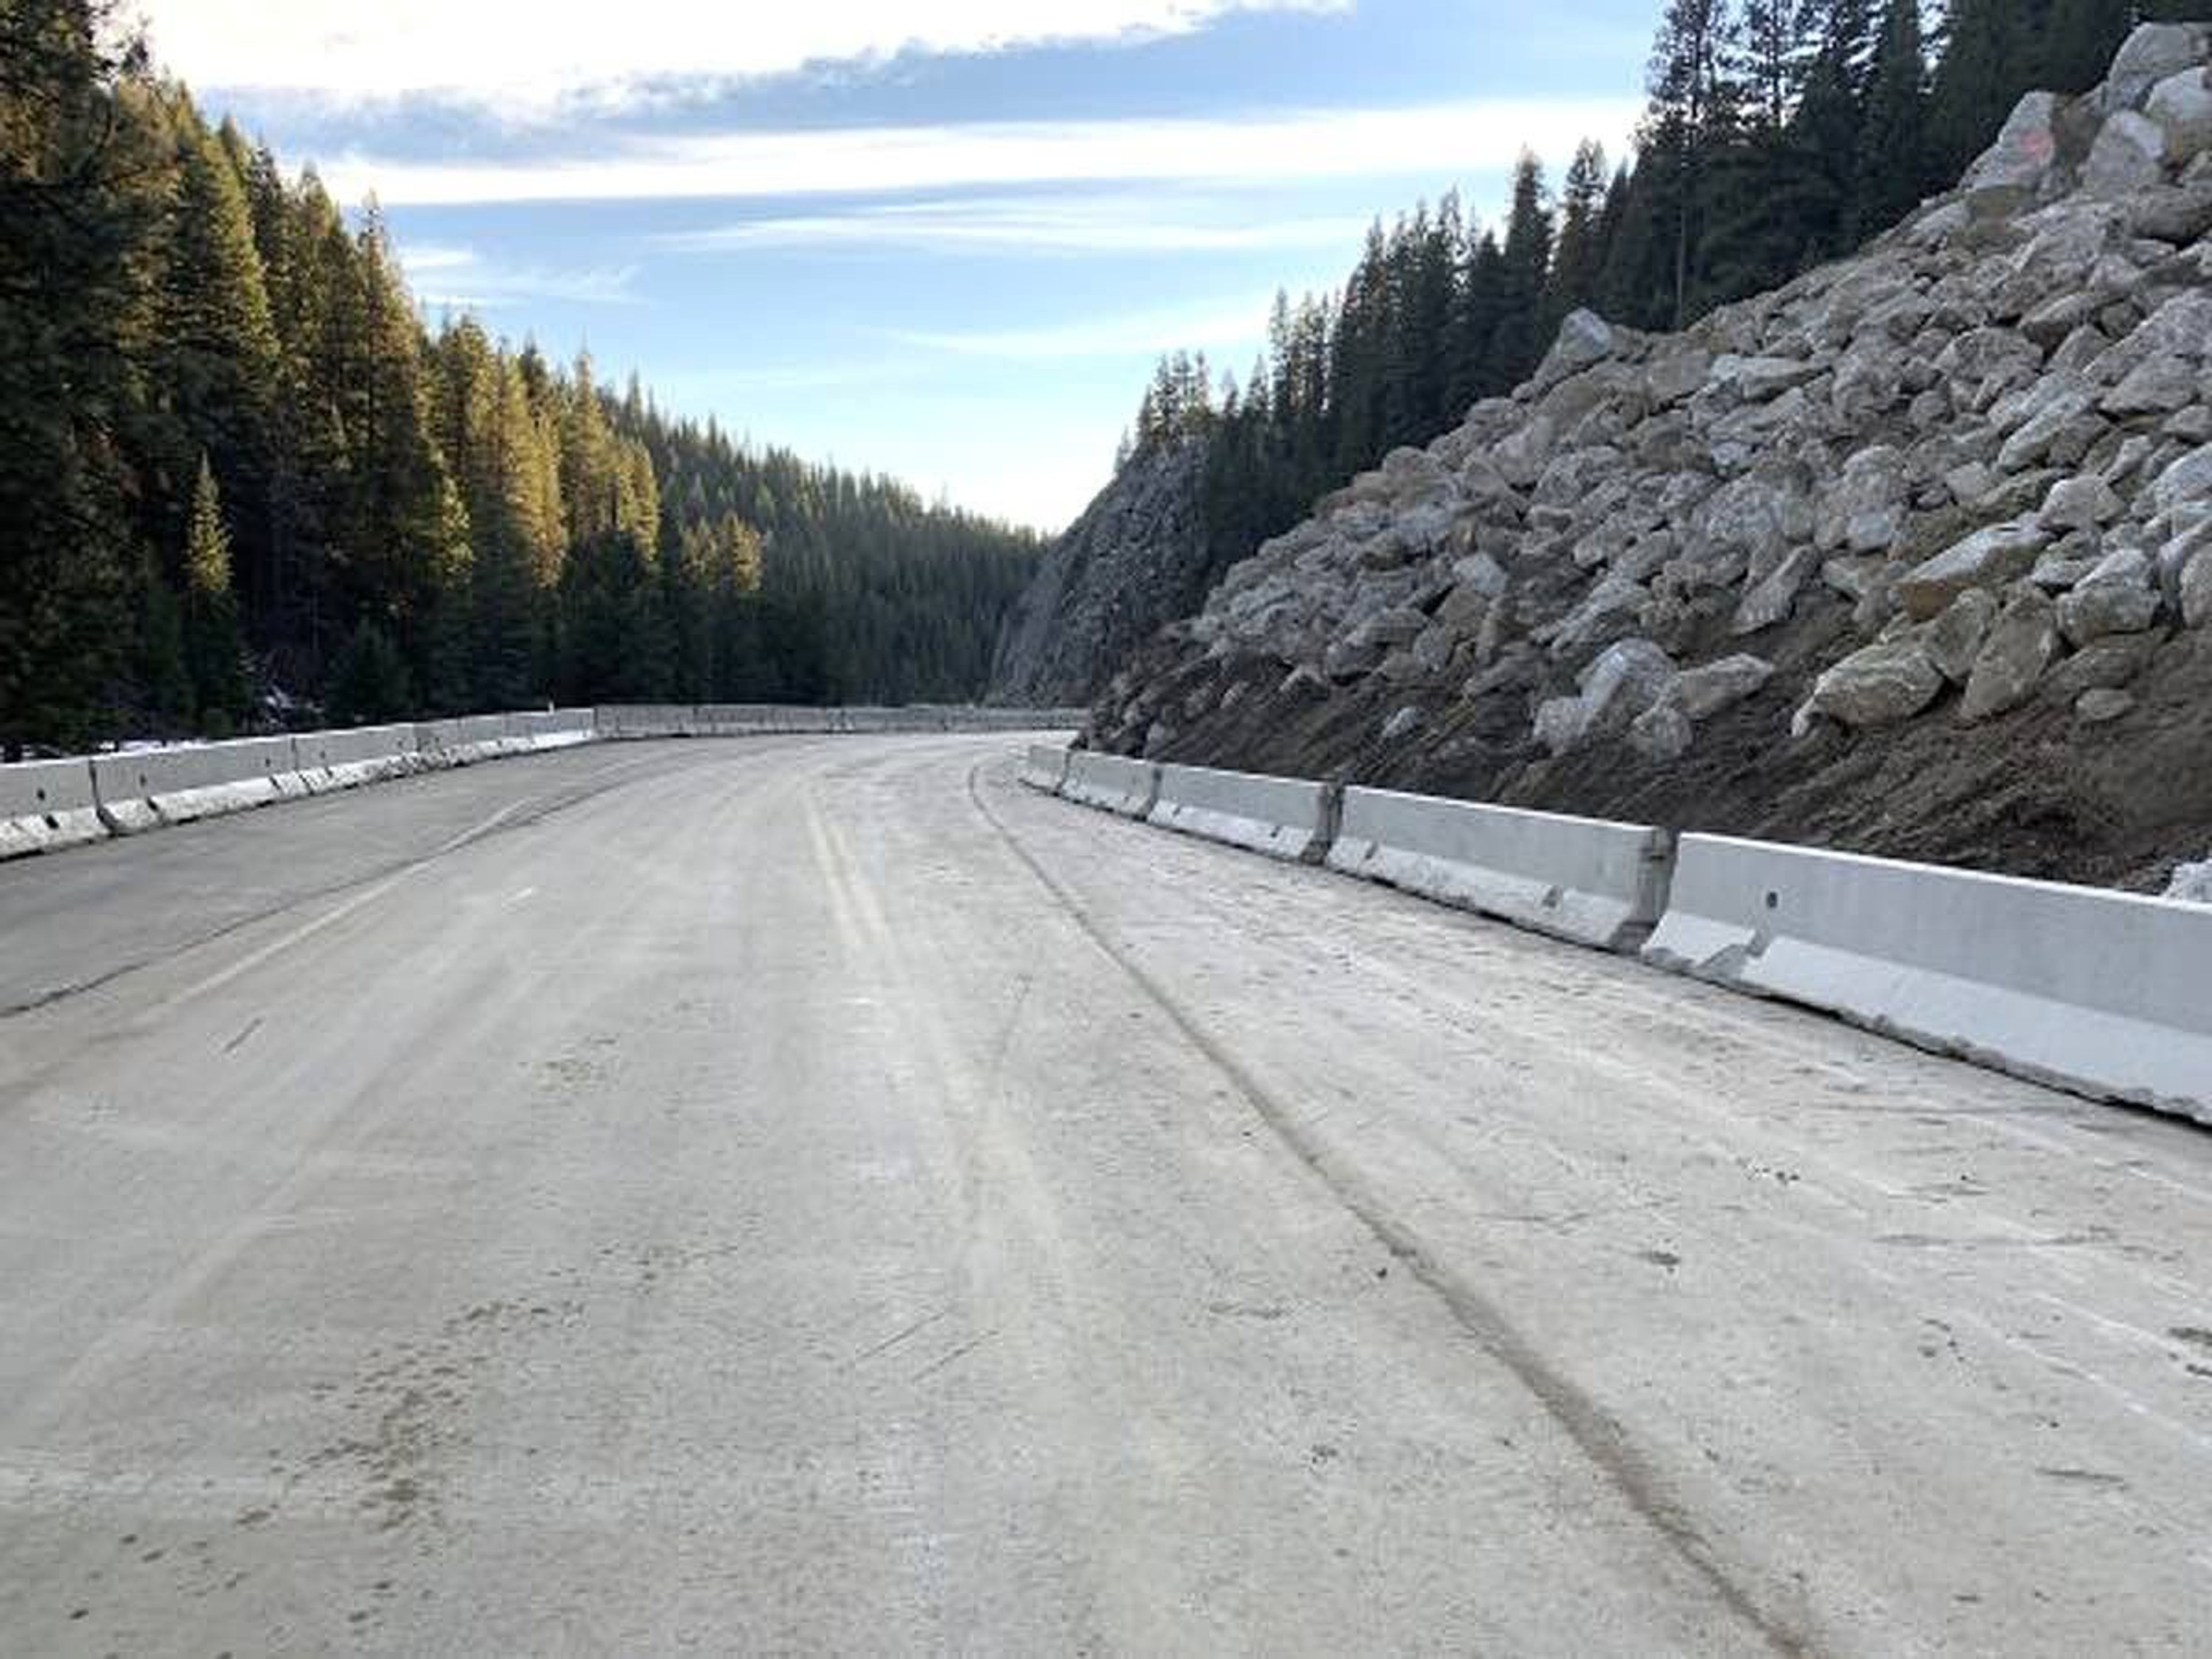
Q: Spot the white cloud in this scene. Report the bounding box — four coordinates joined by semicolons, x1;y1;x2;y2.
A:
138;0;1350;117
316;99;1645;207
884;294;1274;361
656;194;1371;257
397;243;641;309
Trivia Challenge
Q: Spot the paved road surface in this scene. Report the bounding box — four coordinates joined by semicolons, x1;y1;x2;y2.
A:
3;736;2209;1655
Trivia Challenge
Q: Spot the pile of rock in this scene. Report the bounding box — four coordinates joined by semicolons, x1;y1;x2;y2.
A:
1089;25;2212;887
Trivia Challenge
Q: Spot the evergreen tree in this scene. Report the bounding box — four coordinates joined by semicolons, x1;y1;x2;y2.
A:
2038;0;2130;94
327;619;412;724
1644;0;1733;327
1927;0;2042;177
181;454;251;729
0;0;151;753
1491;154;1556;384
1546;142;1613;329
1855;0;1935;237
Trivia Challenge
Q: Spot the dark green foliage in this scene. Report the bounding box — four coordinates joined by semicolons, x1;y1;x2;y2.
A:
327;620;412;725
181;456;252;728
0;19;1042;749
0;0;150;756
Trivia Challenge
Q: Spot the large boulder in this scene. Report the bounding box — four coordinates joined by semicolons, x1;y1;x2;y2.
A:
1964;92;2065;209
1896;520;2052;619
2103;23;2212;115
1809;637;1946;728
2145;67;2212;160
2082;109;2169;196
1922;589;2000;684
1660;654;1774;720
1960;587;2062;721
2056;549;2162;645
2183;540;2212;628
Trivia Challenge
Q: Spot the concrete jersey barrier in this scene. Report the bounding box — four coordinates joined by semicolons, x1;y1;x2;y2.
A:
1149;764;1332;862
1645;834;2212;1124
89;737;300;832
416;714;516;764
506;710;596;752
1060;752;1160;818
1327;787;1673;952
1020;744;1071;793
292;724;421;791
0;759;105;859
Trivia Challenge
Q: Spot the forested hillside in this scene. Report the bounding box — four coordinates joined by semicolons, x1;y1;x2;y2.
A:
1096;0;2207;623
0;0;1040;755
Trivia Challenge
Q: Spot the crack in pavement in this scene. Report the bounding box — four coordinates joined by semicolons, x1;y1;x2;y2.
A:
966;757;1819;1658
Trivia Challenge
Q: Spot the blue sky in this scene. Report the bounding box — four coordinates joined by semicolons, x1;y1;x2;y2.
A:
141;1;1655;530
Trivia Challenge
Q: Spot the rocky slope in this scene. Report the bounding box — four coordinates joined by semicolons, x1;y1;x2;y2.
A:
990;440;1209;707
1087;24;2212;893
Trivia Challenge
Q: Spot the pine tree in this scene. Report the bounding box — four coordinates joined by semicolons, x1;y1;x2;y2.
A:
2039;0;2131;94
153;103;281;623
1546;142;1613;327
1644;0;1732;327
1855;0;1934;237
0;0;152;754
181;454;251;729
1927;0;2043;177
327;619;412;724
1492;154;1556;384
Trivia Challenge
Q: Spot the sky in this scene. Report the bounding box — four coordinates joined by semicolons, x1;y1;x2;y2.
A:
131;1;1656;532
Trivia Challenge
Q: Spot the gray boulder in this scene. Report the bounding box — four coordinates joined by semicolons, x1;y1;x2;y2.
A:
1961;588;2062;721
2056;549;2162;644
2184;540;2212;627
2146;67;2212;160
2075;688;2137;722
1964;92;2065;209
1662;654;1775;721
1897;520;2052;619
2039;474;2125;531
1628;703;1695;764
1810;637;1945;728
1922;589;2001;684
2104;24;2212;115
2083;109;2169;196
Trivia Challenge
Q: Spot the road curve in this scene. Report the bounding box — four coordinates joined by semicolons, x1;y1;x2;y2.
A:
2;736;2208;1655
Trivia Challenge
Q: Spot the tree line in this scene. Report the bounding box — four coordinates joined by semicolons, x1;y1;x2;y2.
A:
1;0;1041;754
1121;0;2196;615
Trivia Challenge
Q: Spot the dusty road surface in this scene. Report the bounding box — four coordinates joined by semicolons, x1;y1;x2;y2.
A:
3;735;2210;1656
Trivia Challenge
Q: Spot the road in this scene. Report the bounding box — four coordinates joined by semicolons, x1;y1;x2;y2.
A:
2;734;2209;1656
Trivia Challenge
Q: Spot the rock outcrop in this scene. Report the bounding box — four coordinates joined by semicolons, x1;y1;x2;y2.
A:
990;440;1209;708
1084;26;2212;892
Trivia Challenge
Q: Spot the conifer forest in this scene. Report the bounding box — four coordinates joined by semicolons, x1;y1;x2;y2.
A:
1;0;1043;753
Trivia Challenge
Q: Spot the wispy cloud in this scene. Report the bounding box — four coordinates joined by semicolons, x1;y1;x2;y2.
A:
317;99;1645;207
143;0;1351;119
397;243;641;309
656;193;1372;257
882;294;1274;361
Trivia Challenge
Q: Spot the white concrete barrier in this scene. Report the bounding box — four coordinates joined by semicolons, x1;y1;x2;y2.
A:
1149;764;1332;862
1645;834;2212;1124
291;724;421;793
90;737;301;832
505;709;596;752
415;714;516;766
1060;752;1160;818
0;759;106;859
597;705;699;738
1328;788;1673;952
1020;744;1071;793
